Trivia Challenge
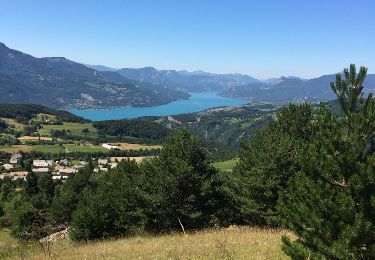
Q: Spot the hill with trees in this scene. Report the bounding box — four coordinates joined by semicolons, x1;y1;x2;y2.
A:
0;43;189;109
220;74;375;102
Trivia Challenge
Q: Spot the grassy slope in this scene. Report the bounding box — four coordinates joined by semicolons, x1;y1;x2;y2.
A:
0;118;25;130
0;227;291;259
37;123;98;138
213;158;239;172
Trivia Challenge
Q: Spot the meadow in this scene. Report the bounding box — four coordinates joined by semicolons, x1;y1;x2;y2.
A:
213;158;239;172
0;227;290;259
37;123;97;138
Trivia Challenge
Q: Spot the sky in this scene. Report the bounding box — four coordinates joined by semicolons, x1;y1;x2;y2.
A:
0;0;374;79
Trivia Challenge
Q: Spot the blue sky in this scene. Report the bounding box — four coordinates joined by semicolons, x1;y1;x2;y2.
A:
0;0;374;79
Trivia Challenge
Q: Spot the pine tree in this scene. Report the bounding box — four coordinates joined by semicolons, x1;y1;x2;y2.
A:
143;129;218;231
217;104;314;226
278;65;375;259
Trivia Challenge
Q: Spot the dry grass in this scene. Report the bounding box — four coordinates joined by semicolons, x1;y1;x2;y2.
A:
18;136;53;142
0;145;33;153
113;142;161;151
2;227;291;260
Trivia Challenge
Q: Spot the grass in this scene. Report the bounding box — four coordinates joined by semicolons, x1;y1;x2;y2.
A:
32;144;65;153
64;144;107;153
18;136;53;142
31;113;57;123
213;158;239;172
0;227;291;259
0;118;25;130
38;123;97;138
113;142;161;151
0;145;33;153
228;118;241;125
31;144;107;154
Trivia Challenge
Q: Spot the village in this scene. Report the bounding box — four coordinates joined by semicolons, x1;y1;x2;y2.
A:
0;152;148;181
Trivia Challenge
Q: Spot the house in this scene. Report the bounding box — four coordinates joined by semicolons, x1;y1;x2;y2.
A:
101;143;119;150
0;171;28;181
52;175;69;180
32;168;49;173
9;171;28;181
3;164;14;171
10;157;19;164
9;171;28;177
46;160;53;166
79;161;86;166
10;153;23;164
58;167;77;175
109;163;118;169
33;160;49;167
98;158;108;165
60;159;69;166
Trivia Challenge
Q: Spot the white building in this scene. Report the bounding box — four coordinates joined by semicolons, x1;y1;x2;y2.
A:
32;168;49;173
3;164;14;171
101;143;119;150
10;153;22;164
33;160;49;167
58;168;77;174
98;158;108;165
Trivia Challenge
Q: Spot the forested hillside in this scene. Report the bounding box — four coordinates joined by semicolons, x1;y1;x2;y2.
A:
0;43;189;109
220;74;375;102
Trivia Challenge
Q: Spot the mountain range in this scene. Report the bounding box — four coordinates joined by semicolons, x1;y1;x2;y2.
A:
87;65;260;92
1;42;374;109
220;75;375;102
88;65;375;103
0;43;189;109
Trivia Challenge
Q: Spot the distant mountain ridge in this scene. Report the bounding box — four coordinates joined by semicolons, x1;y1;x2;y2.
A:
0;43;189;109
92;66;261;92
88;64;375;103
220;74;375;102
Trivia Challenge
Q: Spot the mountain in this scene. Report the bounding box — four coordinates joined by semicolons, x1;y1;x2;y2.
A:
263;76;306;85
0;43;189;109
220;74;375;102
116;67;260;92
85;64;118;72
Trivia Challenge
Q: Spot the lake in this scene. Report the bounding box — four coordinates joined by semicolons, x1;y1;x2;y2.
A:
69;92;248;121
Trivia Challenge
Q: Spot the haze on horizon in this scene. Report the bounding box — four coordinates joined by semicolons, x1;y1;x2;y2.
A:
0;0;374;80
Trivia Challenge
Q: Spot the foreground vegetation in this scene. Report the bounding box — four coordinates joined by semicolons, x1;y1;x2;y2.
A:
0;227;290;259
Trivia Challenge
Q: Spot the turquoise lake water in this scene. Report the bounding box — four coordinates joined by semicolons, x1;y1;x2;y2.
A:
69;92;248;121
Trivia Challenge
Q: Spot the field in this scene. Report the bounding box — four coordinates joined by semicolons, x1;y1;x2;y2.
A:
0;144;107;154
0;227;291;259
0;145;33;153
32;144;65;153
113;142;161;150
37;123;97;138
18;136;53;142
0;118;25;130
213;158;239;172
64;144;107;153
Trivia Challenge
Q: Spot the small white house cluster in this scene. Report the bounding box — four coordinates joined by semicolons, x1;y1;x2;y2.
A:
0;153;27;180
0;154;147;181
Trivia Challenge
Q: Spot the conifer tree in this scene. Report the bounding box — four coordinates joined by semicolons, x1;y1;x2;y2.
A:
219;103;314;226
278;65;375;259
